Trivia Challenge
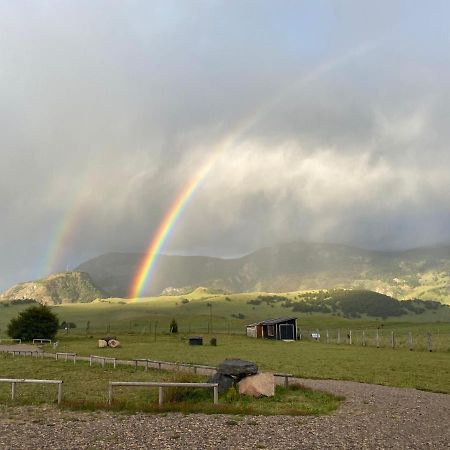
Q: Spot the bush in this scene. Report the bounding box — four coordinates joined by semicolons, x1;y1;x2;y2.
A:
7;305;59;341
169;318;178;333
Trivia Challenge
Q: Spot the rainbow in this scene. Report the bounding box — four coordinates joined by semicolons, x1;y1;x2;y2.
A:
42;172;92;276
128;42;380;299
128;152;222;299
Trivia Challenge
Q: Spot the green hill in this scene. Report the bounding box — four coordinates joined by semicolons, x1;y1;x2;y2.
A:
75;242;450;304
0;272;107;305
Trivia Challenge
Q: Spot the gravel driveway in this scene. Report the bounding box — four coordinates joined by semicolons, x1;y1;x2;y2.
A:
0;377;449;449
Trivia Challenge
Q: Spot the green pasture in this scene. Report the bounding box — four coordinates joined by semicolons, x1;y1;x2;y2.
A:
0;354;340;415
1;292;449;395
2;288;449;338
35;333;450;394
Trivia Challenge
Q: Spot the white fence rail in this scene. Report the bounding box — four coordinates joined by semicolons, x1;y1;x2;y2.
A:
108;381;219;406
0;378;63;404
32;339;52;345
55;352;77;363
89;355;116;368
8;349;42;357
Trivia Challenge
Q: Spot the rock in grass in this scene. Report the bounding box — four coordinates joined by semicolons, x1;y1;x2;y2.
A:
98;339;108;348
207;372;235;393
217;358;258;381
239;373;275;397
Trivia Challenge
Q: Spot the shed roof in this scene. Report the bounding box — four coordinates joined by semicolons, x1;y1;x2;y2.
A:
246;317;297;327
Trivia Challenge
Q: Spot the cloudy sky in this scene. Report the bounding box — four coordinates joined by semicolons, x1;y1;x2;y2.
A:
1;0;450;290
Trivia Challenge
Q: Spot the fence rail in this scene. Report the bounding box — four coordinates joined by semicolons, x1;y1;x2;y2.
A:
0;378;63;404
7;349;42;357
32;339;52;345
89;355;116;368
55;352;77;363
108;381;219;405
298;329;449;352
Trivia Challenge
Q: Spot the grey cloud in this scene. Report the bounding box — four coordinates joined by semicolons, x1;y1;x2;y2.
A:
1;1;450;289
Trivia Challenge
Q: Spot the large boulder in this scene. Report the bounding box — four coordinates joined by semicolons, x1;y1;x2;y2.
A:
207;372;235;394
239;373;275;397
216;359;258;381
98;339;108;348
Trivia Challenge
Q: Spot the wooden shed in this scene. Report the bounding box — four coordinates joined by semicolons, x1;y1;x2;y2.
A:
246;317;298;340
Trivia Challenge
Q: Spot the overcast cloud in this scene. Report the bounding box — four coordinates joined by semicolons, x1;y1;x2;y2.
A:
1;1;450;289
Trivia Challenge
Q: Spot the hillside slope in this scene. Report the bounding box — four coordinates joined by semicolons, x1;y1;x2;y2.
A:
0;272;107;305
75;242;450;303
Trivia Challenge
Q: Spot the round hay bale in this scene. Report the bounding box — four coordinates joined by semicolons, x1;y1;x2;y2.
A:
108;339;121;348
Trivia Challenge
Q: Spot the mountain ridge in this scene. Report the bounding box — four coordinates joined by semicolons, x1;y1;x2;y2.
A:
75;242;450;303
0;271;107;305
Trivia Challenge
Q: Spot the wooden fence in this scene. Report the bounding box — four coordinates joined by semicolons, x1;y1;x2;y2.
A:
108;381;219;406
55;352;77;363
0;378;63;404
32;339;52;345
89;355;117;368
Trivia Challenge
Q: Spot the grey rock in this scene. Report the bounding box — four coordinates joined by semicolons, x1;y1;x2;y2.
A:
216;358;258;381
207;372;234;393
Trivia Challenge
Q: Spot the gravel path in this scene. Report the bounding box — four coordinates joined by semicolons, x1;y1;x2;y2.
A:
0;377;449;449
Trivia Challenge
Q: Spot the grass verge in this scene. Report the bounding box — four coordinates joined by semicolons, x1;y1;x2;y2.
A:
0;354;341;415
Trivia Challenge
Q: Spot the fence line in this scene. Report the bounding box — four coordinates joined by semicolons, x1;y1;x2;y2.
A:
108;381;219;406
55;352;77;363
0;378;63;404
89;355;116;368
297;328;450;352
32;339;52;345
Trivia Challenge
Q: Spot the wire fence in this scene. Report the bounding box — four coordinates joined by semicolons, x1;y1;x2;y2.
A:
298;328;450;352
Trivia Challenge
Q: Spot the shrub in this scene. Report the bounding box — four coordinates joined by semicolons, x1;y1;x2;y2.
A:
7;304;59;341
169;318;178;333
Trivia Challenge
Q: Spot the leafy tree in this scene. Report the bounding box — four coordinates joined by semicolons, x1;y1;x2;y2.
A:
7;305;59;341
169;318;178;333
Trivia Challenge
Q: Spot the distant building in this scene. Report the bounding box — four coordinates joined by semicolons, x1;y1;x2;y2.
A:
246;317;298;340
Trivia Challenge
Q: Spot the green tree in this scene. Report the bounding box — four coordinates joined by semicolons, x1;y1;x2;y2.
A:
7;305;59;341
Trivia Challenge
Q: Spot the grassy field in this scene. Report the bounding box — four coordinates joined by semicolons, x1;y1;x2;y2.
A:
2;288;449;337
0;353;340;415
29;333;450;394
1;291;449;396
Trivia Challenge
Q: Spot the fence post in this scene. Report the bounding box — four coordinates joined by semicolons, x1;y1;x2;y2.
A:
108;383;113;405
391;331;395;349
326;330;329;344
349;330;352;345
427;333;433;352
376;330;380;348
158;386;164;405
337;330;340;344
89;356;92;367
362;330;366;347
213;385;218;405
11;382;16;400
57;382;63;405
408;332;413;351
